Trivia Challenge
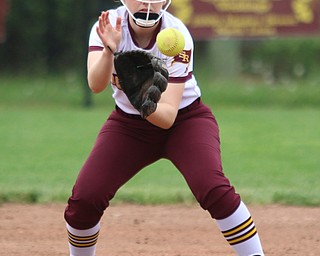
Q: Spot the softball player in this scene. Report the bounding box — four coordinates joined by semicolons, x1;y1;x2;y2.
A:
64;1;265;255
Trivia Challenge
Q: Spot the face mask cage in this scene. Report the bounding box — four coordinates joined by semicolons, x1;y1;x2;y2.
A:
121;0;171;27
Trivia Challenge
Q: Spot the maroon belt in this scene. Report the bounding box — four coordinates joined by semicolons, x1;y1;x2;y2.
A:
178;98;201;114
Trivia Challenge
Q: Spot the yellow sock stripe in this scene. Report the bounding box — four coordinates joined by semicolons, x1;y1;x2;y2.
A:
227;226;257;246
68;237;98;248
67;230;99;248
222;216;253;237
67;230;99;241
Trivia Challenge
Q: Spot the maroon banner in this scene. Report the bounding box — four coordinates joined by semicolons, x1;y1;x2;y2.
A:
169;0;320;40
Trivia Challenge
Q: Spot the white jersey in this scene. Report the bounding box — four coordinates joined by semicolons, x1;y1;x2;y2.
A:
89;6;201;114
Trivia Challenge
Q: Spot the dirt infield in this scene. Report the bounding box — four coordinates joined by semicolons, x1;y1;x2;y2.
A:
0;203;319;255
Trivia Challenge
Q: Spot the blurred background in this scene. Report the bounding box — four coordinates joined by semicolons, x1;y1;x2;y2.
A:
1;1;320;95
0;0;319;205
1;1;320;96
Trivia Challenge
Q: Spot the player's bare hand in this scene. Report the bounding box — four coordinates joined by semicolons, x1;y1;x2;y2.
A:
97;11;122;53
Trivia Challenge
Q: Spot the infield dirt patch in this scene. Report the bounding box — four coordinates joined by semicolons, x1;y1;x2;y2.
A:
0;203;319;255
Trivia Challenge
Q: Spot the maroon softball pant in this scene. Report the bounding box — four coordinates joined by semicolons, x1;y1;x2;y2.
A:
64;99;240;229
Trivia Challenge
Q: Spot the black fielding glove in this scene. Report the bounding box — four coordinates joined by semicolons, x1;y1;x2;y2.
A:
114;50;169;119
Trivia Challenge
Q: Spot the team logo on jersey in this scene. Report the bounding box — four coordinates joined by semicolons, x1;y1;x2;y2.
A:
172;50;191;65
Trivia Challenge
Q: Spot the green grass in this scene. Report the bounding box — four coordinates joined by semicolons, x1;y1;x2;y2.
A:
0;73;319;206
216;107;320;206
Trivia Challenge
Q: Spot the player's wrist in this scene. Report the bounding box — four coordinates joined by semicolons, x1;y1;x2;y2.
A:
102;46;115;57
106;45;115;55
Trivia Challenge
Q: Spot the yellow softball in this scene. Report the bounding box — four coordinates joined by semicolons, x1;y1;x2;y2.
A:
156;28;185;57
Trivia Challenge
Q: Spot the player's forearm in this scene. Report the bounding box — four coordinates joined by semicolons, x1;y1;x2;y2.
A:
146;83;184;129
87;49;114;93
146;103;178;129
